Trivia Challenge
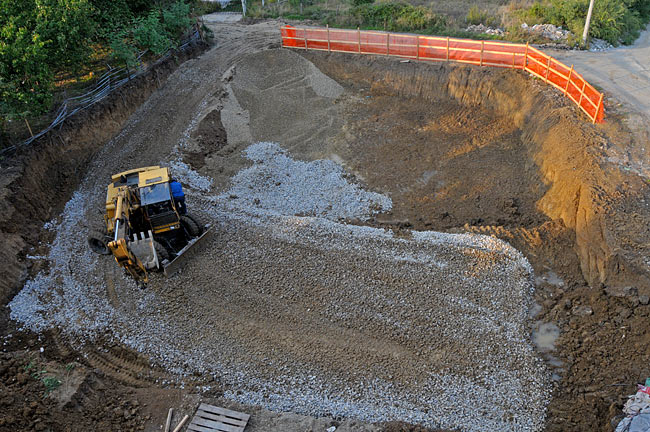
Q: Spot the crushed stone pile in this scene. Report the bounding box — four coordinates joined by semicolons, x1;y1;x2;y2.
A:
521;23;571;41
10;142;550;432
465;24;505;36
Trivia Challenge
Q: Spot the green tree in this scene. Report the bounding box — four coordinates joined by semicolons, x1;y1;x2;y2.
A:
0;0;95;118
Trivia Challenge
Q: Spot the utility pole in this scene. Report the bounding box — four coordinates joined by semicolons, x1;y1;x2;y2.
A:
582;0;595;46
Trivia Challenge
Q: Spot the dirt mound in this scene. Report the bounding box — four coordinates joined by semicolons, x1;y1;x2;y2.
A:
184;109;228;169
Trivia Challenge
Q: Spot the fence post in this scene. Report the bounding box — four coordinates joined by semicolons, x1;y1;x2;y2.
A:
578;80;587;107
480;40;484;66
446;37;450;61
416;36;420;60
545;57;551;83
593;92;604;124
327;24;331;53
24;117;34;137
303;28;308;50
358;27;361;53
564;65;574;95
386;33;390;56
512;52;516;69
523;42;529;70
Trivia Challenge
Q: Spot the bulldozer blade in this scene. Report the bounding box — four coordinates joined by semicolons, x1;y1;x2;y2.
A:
163;228;213;277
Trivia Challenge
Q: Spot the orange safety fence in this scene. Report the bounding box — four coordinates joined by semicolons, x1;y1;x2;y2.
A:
281;25;605;124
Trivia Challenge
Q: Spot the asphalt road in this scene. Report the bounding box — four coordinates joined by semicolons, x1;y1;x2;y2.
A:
551;25;650;116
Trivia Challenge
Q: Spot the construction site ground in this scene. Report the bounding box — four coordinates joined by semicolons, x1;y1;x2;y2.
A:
1;19;650;432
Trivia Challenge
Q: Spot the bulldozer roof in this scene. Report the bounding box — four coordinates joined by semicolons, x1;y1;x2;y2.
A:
106;166;171;208
111;166;162;183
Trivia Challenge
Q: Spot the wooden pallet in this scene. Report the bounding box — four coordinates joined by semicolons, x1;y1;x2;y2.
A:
187;403;250;432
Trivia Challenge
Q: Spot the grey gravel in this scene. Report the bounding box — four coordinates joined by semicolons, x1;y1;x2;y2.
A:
9;142;550;431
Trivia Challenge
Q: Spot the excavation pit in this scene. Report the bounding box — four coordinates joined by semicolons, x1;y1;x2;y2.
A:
6;41;650;432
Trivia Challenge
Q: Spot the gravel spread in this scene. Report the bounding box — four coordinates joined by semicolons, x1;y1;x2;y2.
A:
9;142;550;431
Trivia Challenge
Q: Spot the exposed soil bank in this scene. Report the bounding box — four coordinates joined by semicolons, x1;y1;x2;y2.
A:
295;51;650;430
302;51;650;296
0;41;207;308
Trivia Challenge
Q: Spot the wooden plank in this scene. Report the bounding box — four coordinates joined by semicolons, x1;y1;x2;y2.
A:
195;411;247;426
446;36;450;61
416;36;419;60
327;24;330;52
523;42;529;69
357;27;361;53
191;417;243;432
578;80;587;106
172;415;190;432
188;425;217;432
164;408;174;432
198;403;250;421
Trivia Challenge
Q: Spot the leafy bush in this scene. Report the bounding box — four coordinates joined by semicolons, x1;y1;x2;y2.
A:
109;30;139;68
351;0;373;6
163;0;192;38
109;1;193;66
351;3;446;32
0;0;95;117
466;5;487;25
522;0;650;45
133;12;172;55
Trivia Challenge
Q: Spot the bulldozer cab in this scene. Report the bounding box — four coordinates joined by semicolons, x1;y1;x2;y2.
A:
137;170;180;234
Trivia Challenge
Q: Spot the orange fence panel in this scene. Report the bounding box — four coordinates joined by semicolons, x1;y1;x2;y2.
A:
280;25;605;123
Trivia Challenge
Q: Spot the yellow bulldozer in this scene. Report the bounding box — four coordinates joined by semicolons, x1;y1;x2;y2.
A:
87;166;211;283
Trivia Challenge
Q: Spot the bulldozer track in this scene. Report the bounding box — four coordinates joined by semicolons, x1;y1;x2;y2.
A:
52;329;181;387
462;223;543;249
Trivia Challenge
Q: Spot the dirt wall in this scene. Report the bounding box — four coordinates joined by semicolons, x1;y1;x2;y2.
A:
0;42;207;309
304;52;650;294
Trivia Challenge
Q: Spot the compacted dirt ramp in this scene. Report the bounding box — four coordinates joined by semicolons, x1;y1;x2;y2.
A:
5;21;650;432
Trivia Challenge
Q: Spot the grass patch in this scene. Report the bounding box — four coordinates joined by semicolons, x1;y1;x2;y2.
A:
24;360;62;396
